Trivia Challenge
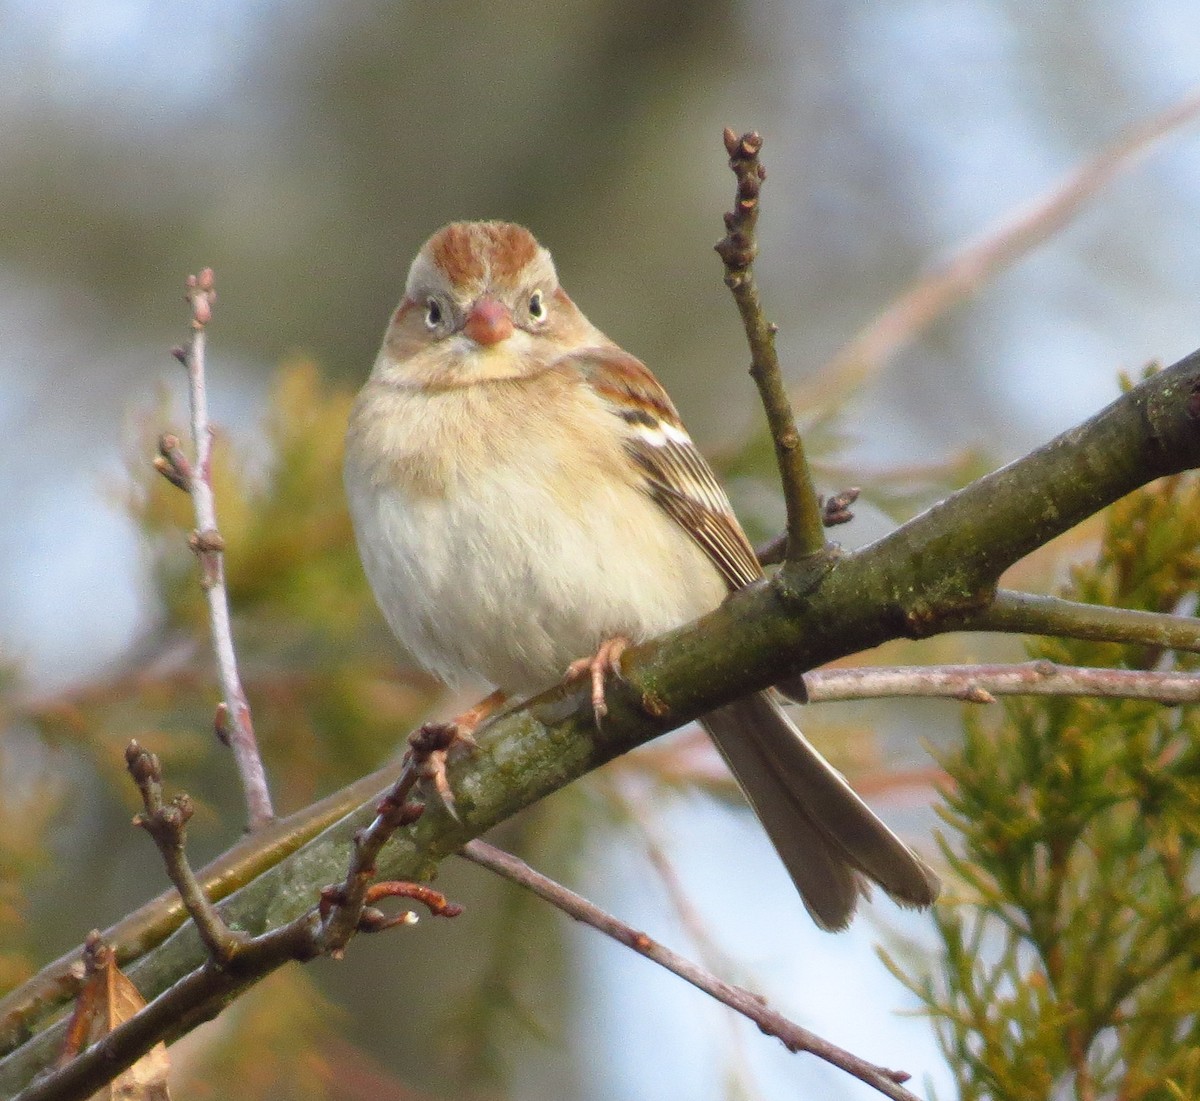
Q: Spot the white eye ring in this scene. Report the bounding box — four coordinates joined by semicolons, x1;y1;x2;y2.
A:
528;289;546;321
425;298;444;329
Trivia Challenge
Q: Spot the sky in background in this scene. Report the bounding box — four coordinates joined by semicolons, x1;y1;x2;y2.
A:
5;0;1200;682
4;0;1200;1096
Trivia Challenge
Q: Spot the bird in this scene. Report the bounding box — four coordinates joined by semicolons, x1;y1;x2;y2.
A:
343;220;940;929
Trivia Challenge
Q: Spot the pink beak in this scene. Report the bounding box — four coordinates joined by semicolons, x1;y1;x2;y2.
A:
464;298;514;346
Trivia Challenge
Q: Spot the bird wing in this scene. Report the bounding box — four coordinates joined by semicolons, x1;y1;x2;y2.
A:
564;345;763;590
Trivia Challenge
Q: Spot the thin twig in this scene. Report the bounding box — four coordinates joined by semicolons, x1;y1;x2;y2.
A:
19;735;459;1101
459;840;922;1101
315;721;463;956
125;742;249;964
169;270;274;830
965;590;1200;654
802;660;1200;706
715;129;827;560
822;87;1200;384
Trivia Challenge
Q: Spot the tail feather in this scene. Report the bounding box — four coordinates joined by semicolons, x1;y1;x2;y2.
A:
702;693;939;930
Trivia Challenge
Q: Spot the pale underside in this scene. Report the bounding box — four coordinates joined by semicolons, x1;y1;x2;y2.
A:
343;358;730;694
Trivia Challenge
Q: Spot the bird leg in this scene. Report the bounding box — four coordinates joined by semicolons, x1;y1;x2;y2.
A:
450;688;509;737
565;636;630;721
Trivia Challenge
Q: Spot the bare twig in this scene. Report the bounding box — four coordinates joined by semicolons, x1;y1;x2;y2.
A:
716;129;827;560
21;732;459;1101
0;756;405;1057
459;840;922;1101
822;87;1200;384
125;741;249;963
168;270;274;830
315;721;465;957
803;660;1200;706
964;589;1200;654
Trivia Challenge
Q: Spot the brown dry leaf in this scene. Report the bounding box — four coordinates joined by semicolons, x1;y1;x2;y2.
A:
59;932;171;1101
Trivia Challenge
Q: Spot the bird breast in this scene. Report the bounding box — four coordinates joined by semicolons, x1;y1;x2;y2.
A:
343;369;728;694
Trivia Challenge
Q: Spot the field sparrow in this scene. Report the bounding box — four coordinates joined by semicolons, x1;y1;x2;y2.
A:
344;221;939;929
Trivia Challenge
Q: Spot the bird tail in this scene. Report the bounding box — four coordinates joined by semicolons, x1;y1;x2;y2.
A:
701;692;940;931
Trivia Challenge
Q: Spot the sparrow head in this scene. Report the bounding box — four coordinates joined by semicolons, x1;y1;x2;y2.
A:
375;221;596;387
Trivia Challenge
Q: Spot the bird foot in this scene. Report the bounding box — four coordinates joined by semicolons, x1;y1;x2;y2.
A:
565;636;630;722
407;689;506;819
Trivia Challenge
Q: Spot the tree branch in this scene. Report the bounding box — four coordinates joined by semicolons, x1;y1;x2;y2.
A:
5;346;1200;1095
11;734;463;1101
460;840;921;1101
0;760;402;1058
962;589;1200;652
160;270;274;830
804;661;1200;706
715;129;827;560
822;87;1200;383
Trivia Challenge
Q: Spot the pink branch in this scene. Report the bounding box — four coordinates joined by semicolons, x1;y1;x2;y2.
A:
460;840;922;1101
823;87;1200;382
803;660;1200;706
169;270;275;830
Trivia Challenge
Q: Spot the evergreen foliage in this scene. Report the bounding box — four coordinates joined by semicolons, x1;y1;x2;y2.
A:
889;471;1200;1099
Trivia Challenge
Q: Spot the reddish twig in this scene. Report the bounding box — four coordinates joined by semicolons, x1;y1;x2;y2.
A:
316;721;467;957
164;270;274;830
459;840;922;1101
328;881;464;934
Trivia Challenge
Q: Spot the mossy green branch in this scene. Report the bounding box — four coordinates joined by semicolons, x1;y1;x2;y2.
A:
4;352;1200;1096
632;352;1200;709
0;762;403;1061
967;591;1200;652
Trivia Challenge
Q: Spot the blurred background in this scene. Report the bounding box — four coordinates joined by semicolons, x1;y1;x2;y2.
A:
3;0;1200;1098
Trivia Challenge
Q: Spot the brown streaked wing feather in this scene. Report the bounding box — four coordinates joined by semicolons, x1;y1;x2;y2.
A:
565;346;763;591
639;476;763;590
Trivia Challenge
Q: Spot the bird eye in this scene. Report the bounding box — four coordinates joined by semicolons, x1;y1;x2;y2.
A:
425;298;444;329
528;290;546;321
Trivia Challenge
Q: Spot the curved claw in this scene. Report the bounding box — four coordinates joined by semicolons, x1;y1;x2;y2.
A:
408;689;505;820
565;636;630;722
